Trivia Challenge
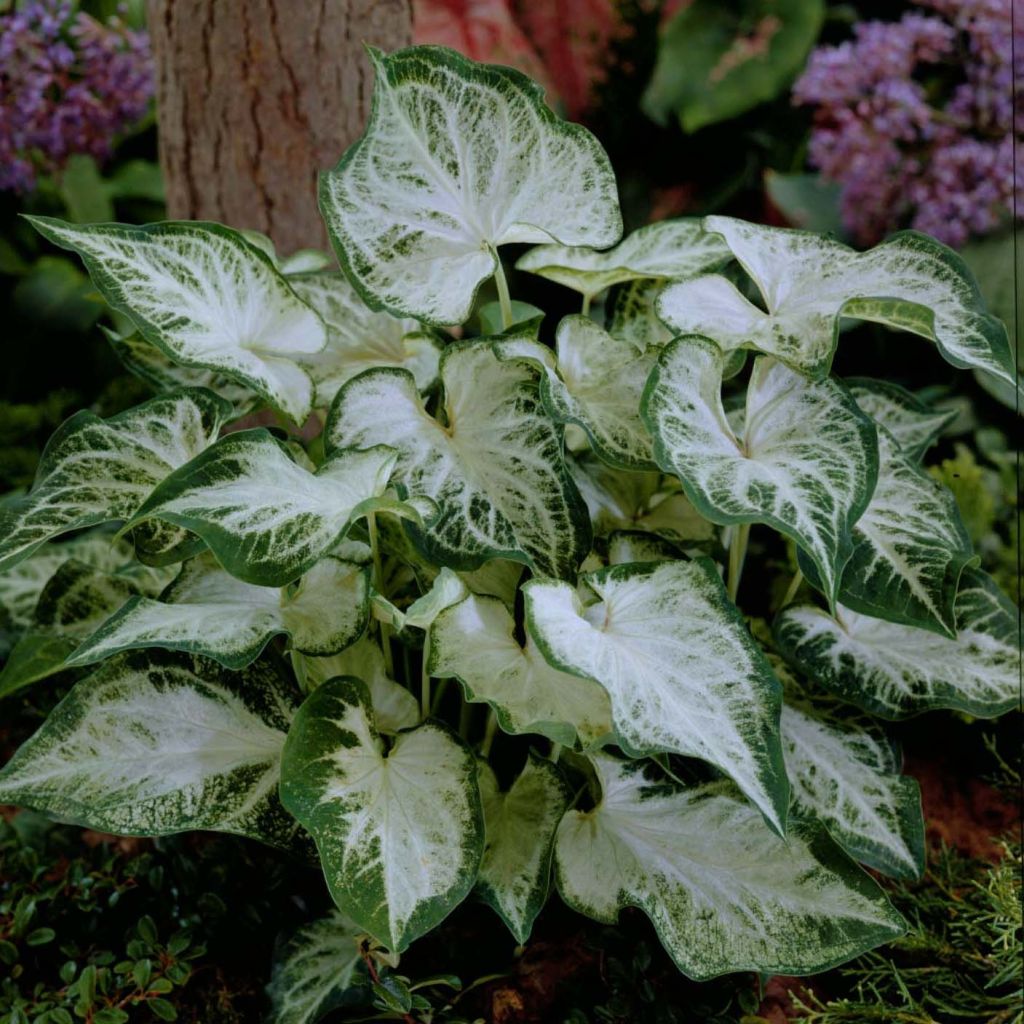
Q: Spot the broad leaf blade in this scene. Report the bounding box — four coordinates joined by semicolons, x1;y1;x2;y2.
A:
0;389;230;574
327;342;590;580
775;568;1019;719
67;554;369;670
516;218;730;300
555;755;904;979
643;337;877;605
847;377;956;462
129;429;398;587
0;650;301;846
280;677;484;951
525;560;789;833
27;217;327;422
429;593;614;749
318;45;621;325
477;754;571;943
658;218;1015;384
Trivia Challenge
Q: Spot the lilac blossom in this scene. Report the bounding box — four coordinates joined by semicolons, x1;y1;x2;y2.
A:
793;0;1021;247
0;0;153;193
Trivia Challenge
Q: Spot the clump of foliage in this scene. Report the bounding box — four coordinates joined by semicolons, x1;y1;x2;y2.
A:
0;44;1018;1024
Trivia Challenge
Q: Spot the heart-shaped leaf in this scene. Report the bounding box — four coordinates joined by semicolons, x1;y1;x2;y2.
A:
280;676;483;951
555;755;904;979
847;378;956;463
525;560;789;833
319;45;621;326
643;336;877;606
657;218;1015;384
27;217;328;422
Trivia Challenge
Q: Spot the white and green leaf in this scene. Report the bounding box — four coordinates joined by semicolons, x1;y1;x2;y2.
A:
781;698;924;879
0;650;301;846
775;568;1019;719
554;755;904;979
28;217;328;422
289;271;442;407
0;389;230;574
326;342;590;581
643;337;877;605
476;754;571;943
847;378;956;463
280;676;483;951
657;217;1015;383
66;554;369;670
516;218;730;301
266;910;368;1024
429;593;614;749
318;45;621;326
525;560;789;833
129;429;399;587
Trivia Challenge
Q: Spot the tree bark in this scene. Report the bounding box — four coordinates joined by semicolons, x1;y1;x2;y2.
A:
147;0;412;254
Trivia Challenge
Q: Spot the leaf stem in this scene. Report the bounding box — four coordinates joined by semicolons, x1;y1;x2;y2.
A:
780;568;804;608
458;698;473;740
430;677;450;716
492;251;514;331
479;709;499;758
581;293;591;317
550;741;562;764
420;647;431;720
367;511;395;677
727;522;751;603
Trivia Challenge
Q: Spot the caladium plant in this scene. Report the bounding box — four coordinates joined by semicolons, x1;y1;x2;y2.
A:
0;44;1017;1021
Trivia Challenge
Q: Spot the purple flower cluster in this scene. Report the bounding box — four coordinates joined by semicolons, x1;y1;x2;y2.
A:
793;0;1021;247
0;0;153;193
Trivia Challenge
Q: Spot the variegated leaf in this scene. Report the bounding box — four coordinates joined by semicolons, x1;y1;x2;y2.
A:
326;342;590;581
532;316;657;469
477;754;571;943
280;676;483;951
297;636;419;735
67;554;369;670
805;429;973;636
657;217;1014;383
372;567;468;633
0;650;301;847
0;389;230;574
606;530;682;565
847;378;956;462
525;560;789;832
128;429;399;587
608;278;673;352
0;633;78;701
266;910;368;1024
516;218;730;301
318;45;621;326
429;593;614;749
775;568;1019;719
781;699;924;879
289;271;442;408
555;755;904;979
106;328;260;417
27;217;328;422
643;337;877;606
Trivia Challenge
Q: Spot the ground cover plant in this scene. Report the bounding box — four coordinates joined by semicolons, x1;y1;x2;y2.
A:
0;44;1018;1024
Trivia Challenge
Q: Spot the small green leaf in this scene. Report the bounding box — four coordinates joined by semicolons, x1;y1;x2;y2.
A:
25;927;56;946
132;959;153;989
148;999;177;1021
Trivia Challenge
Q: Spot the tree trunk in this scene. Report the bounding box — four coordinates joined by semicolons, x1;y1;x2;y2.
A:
147;0;412;254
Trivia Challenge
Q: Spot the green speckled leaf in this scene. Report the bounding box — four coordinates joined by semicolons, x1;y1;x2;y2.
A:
847;378;956;462
319;45;621;326
67;554;369;670
643;336;877;606
775;568;1019;719
280;676;483;951
266;910;368;1024
804;429;973;636
0;389;231;575
289;271;442;408
0;650;301;847
429;593;614;749
477;754;570;943
608;278;673;352
525;560;789;833
27;217;327;422
781;697;924;879
554;755;904;979
326;342;590;581
657;218;1014;383
516;218;729;301
129;429;398;588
